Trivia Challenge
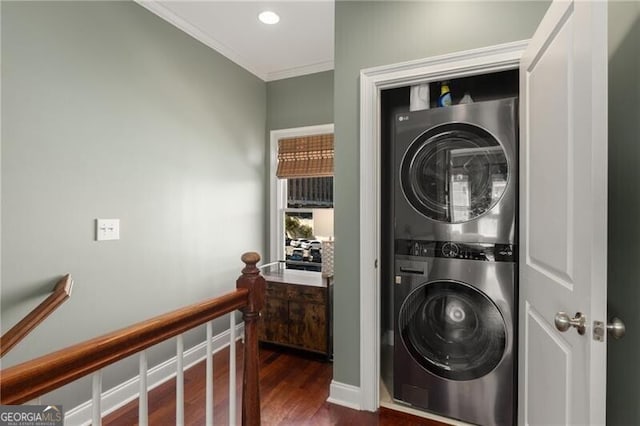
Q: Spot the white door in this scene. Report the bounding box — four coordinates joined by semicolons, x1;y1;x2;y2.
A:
519;0;608;424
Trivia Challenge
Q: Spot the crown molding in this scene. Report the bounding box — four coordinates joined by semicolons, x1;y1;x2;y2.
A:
266;60;334;82
137;1;334;83
136;1;268;81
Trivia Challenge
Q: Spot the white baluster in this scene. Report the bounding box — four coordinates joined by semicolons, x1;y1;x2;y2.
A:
176;335;185;426
206;321;213;425
139;351;148;426
92;371;102;426
229;313;236;425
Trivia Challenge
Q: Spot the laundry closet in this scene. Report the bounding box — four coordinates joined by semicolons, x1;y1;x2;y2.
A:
379;69;520;425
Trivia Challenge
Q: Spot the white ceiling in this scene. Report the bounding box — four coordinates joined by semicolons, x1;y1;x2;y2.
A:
138;1;335;82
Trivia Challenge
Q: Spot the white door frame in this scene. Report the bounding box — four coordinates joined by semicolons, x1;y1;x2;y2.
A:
269;124;334;263
358;40;528;411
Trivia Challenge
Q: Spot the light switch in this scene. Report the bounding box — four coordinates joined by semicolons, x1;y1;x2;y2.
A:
96;218;120;241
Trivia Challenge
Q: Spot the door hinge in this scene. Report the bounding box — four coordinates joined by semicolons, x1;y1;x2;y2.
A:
374;259;378;268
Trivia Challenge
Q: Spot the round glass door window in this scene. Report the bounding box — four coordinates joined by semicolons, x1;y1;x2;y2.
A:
398;280;506;381
400;123;508;223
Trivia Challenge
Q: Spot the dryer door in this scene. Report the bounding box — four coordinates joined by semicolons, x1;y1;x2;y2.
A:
398;280;507;381
400;123;508;223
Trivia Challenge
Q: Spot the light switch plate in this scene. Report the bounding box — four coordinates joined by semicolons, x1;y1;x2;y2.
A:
96;218;120;241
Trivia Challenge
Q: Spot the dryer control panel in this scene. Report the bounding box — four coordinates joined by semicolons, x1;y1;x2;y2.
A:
395;239;516;263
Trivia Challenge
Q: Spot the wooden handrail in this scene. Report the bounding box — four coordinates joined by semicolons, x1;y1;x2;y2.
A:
0;274;74;358
0;252;266;426
0;289;248;404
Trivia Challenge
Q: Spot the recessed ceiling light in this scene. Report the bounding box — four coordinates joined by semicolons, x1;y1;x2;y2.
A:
258;11;280;25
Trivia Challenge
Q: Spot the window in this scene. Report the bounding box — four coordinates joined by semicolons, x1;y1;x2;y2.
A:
270;125;334;272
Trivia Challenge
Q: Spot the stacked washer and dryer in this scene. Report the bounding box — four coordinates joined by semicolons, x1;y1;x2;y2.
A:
392;98;518;426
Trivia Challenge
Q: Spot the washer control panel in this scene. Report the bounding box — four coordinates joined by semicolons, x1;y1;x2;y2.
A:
395;239;516;262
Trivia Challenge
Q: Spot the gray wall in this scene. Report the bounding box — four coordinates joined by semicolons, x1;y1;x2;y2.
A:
607;2;640;424
265;71;334;260
2;1;266;407
332;1;550;386
267;70;334;131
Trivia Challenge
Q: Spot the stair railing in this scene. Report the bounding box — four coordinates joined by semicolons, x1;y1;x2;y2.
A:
0;252;266;426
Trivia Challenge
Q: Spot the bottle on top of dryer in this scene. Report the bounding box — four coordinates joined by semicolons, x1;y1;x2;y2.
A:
438;81;452;107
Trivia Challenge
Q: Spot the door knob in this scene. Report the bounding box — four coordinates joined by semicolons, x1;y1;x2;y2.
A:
554;311;586;335
607;317;626;339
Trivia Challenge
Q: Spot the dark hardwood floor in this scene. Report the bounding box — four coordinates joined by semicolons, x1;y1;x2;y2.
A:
103;343;448;425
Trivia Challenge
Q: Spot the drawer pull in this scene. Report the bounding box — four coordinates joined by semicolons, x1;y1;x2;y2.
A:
399;267;424;275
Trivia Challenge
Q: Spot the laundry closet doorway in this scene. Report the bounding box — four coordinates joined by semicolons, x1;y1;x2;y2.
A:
380;77;518;426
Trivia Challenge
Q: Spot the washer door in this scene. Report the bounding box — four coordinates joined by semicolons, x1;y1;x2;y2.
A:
398;280;507;381
400;122;508;223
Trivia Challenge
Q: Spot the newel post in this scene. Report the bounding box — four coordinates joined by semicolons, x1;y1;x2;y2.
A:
236;252;266;426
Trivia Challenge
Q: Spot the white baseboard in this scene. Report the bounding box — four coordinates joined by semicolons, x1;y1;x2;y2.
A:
326;380;362;411
65;322;244;426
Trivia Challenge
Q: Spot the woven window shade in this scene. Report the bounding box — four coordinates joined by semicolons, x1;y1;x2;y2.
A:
276;134;334;178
